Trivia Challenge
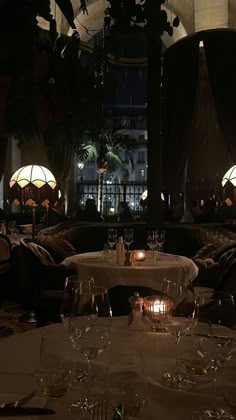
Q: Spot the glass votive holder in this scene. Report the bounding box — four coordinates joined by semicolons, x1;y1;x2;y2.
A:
35;330;76;398
103;242;113;261
132;250;147;264
143;295;173;331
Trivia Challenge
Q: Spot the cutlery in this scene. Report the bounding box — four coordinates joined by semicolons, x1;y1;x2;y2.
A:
113;403;124;420
0;390;36;408
189;333;236;342
0;407;56;416
92;401;108;420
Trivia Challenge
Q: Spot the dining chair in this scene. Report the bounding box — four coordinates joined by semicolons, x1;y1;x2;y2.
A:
0;234;12;300
17;238;74;324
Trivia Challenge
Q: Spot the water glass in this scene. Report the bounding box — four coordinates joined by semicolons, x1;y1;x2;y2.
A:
35;330;76;398
146;229;158;258
223;366;236;419
60;275;95;327
107;228;118;250
102;242;113;261
107;371;146;419
124;228;134;251
107;350;146;420
0;220;6;235
180;319;213;383
157;229;165;252
8;220;17;235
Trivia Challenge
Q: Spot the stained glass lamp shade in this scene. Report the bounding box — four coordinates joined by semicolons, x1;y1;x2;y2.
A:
9;165;58;205
222;166;236;187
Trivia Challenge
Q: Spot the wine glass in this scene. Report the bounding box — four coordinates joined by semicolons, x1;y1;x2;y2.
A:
192;293;236;420
160;278;198;391
107;228;118;250
223;366;236;419
146;229;158;258
180;317;214;384
124;228;134;251
69;285;112;415
107;352;147;420
8;220;19;241
60;275;95;327
8;220;16;234
0;220;7;235
157;229;165;253
60;275;95;382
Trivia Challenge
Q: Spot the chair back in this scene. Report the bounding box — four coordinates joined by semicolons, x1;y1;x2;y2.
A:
20;238;55;265
0;234;11;263
16;239;55;309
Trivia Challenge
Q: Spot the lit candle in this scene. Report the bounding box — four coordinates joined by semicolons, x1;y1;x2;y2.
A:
133;250;147;262
152;299;167;315
143;295;173;324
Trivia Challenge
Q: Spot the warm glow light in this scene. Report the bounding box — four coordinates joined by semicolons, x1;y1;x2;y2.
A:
141;190;165;201
143;295;173;323
9;165;57;190
222;165;236;187
151;300;167;315
133;250;147;262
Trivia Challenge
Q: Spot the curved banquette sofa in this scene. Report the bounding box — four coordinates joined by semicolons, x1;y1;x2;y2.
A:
31;221;236;327
37;221;206;262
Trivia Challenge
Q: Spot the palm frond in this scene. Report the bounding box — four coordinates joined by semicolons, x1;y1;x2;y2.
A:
83;143;98;162
106;149;122;167
75;143;89;161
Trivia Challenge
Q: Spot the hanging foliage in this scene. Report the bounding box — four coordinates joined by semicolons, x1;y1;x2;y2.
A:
104;0;179;35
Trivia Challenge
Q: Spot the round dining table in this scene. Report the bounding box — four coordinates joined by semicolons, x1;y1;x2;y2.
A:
0;319;236;420
62;251;199;291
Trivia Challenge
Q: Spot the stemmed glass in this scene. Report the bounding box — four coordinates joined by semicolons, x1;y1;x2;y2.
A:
124;228;134;251
107;352;147;420
0;220;7;235
69;285;112;415
160;278;198;391
180;317;214;382
8;220;18;241
157;229;165;252
60;275;95;327
192;293;236;420
146;229;158;258
60;275;95;382
8;220;16;234
107;228;118;250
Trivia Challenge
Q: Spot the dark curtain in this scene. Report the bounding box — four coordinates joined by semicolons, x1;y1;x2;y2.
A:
0;136;8;181
203;29;236;162
187;46;232;201
162;35;200;192
43;122;73;192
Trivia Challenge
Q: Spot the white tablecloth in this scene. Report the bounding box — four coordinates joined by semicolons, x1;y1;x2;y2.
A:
0;319;236;419
62;251;199;291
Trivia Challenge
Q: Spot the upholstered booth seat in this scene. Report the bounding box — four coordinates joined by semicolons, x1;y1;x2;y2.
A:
0;234;12;299
34;221;236;326
36;289;64;327
16;238;74;323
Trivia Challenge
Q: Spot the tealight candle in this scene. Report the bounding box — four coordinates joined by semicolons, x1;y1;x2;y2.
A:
133;250;147;263
143;295;173;331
